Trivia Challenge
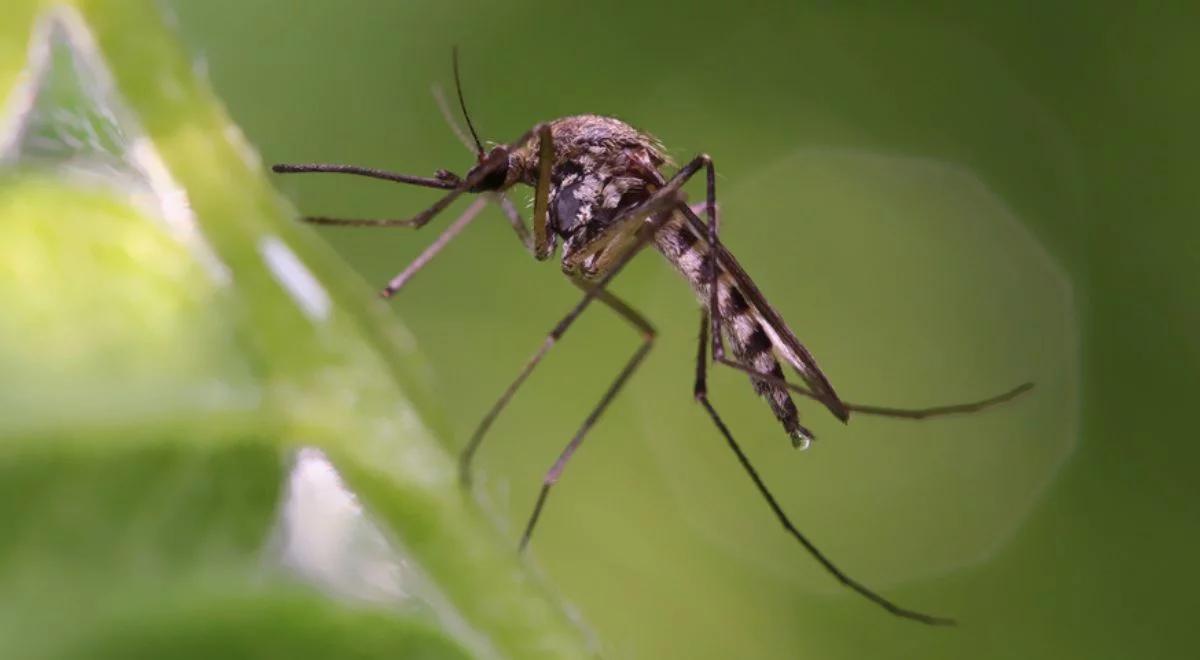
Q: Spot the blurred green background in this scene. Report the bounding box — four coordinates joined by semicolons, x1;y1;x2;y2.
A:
163;1;1194;658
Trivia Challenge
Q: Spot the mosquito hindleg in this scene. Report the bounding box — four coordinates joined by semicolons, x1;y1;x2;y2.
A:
676;203;849;422
691;311;954;625
714;356;1033;420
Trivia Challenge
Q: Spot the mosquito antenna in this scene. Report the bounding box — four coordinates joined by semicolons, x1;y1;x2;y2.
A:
432;84;476;153
452;46;485;157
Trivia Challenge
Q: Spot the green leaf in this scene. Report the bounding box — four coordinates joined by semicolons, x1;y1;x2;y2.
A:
0;2;592;658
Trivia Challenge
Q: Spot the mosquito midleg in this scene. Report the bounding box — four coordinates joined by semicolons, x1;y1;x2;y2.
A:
459;314;574;489
458;214;673;487
518;284;655;551
691;311;953;625
714;356;1034;419
380;196;490;297
456;229;647;488
520;342;654;550
459;171;694;487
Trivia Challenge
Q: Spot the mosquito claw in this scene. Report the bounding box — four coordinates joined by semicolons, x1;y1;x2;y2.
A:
435;168;461;184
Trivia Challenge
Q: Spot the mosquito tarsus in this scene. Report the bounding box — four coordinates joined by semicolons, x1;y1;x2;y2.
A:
271;49;1032;627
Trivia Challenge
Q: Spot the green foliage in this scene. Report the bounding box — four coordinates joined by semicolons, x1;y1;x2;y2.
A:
0;2;591;658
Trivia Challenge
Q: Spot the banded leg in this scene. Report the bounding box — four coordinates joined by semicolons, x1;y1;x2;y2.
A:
692;310;954;625
519;284;655;551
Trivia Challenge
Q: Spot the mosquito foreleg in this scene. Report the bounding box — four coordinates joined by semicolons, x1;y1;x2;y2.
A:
371;90;541;298
275;123;545;229
278;124;553;295
379;196;489;297
530;124;556;260
271;163;458;190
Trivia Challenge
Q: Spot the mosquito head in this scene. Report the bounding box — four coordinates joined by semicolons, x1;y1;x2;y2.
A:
464;145;510;191
449;47;509;191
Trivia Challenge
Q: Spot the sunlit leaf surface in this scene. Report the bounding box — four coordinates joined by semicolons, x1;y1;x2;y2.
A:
0;3;593;659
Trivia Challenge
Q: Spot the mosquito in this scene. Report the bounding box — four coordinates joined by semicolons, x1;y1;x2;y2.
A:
272;49;1032;626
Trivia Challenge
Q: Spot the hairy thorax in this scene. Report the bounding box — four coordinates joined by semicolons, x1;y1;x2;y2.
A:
512;115;672;278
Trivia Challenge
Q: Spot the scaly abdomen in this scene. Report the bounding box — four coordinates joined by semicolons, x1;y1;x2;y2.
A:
654;213;805;443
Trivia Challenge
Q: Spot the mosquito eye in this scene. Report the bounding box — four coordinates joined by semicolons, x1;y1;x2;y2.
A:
465;157;508;192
